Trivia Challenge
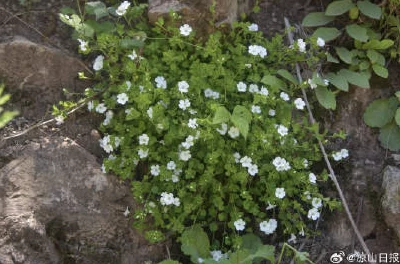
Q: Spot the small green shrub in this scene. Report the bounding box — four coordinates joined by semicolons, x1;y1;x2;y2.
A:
0;84;18;128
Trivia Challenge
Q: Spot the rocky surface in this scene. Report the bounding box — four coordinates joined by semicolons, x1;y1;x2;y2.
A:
0;137;166;264
382;166;400;242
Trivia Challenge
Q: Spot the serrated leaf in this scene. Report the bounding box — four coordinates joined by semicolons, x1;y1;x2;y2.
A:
363;97;398;128
379;122;400;151
346;24;369;42
315;87;336;110
372;64;389;78
302;12;335;27
357;0;382;19
362;39;394;50
326;72;349;91
395;108;400;126
181;226;210;262
367;49;385;65
325;0;355;16
213;106;231;124
327;53;340;63
312;27;341;42
231;105;252;139
335;47;353;64
277;69;298;85
339;69;370;88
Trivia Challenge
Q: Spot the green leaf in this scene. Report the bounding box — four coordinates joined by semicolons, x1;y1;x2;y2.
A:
335;47;353;64
212;106;231;124
362;39;394;50
120;38;145;48
0;94;11;105
241;234;263;254
346;24;369;42
248;245;275;262
357;0;382;19
312;27;341;42
379;122;400;151
395;108;400;127
0;111;18;128
181;226;210;262
315;87;336;110
158;261;181;264
277;69;298;85
363;97;398;128
302;12;335;27
325;0;355;16
367;50;385;65
231;105;252;139
85;1;108;20
327;53;340;63
339;69;370;88
260;75;287;91
229;249;252;264
372;64;389;78
325;72;349;91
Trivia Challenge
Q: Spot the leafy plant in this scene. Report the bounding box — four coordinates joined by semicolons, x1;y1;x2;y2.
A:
0;84;18;128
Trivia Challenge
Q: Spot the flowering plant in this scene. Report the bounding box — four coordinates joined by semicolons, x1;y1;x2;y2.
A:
59;0;341;250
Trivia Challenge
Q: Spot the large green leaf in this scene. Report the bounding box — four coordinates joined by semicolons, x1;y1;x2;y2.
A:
0;111;18;128
367;50;385;65
325;0;355;16
181;226;210;262
212;106;231;124
260;75;287;91
241;234;263;254
325;72;349;91
302;12;335;27
363;97;398;128
362;39;394;50
242;245;275;263
315;87;336;110
335;47;353;64
338;69;370;88
231;105;252;139
346;24;369;42
379;122;400;151
158;261;181;264
372;64;389;78
120;38;145;48
395;108;400;127
277;69;298;85
312;27;341;42
357;0;382;19
85;1;108;20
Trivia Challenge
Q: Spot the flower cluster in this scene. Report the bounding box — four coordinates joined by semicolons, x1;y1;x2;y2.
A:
332;149;349;161
248;45;267;58
160;192;180;206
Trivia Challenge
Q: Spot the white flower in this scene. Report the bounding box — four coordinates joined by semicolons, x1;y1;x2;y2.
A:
299;227;305;236
210;250;227;262
138;134;149;145
116;1;130;16
259;86;269;96
228;126;240;139
303;159;309;168
101;163;106;173
179;150;191;161
276;124;288;137
167;161;176;171
248;23;259;31
127;50;137;60
160;192;180;206
324;79;329;86
248;45;267;58
234;218;246;231
268;109;276;116
304;191;312;200
308;78;317;89
87;101;94;112
233;152;241;163
294;98;305;110
173;197;180;206
272;157;291;171
237;81;247;92
204;88;214;98
96;103;107;114
275;187;286;199
248;164;258;176
147;107;153;119
150;165;160;176
260;219;278;235
266;203;276;210
93;55;104;71
308;207;320;220
332;149;349;161
99;135;113;153
309;173;317;184
155;76;167;89
245;63;252;68
181;135;194;149
126;81;132;90
240;156;252;168
312;197;322;208
138;148;148;159
179;99;191;110
216;123;228;135
280;92;290;101
117;93;129;105
340;149;349;159
211;91;220;99
251;105;261;114
78;39;88;52
188;118;198;129
171;174;179;183
114;137;121;148
103;110;113;126
249;84;259;93
123;206;130;217
178;81;189;93
198;258;204;263
180;24;192;36
317;37;325;47
288;234;297;244
297;39;306;53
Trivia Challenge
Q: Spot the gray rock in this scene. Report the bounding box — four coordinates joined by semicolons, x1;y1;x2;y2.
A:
0;137;165;264
382;166;400;241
